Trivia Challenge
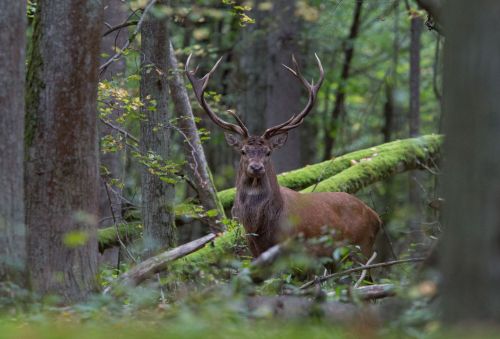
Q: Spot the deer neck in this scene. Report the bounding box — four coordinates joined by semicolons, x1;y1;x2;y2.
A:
234;160;284;233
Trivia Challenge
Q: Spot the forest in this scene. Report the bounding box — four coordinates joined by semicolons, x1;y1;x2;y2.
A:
0;0;499;337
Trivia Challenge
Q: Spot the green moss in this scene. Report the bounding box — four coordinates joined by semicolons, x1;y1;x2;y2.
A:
174;224;246;271
301;135;443;193
97;223;143;252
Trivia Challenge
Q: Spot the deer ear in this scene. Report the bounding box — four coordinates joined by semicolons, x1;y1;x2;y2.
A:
224;132;243;150
269;133;288;150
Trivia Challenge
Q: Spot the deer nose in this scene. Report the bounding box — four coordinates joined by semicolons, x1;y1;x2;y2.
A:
249;163;264;173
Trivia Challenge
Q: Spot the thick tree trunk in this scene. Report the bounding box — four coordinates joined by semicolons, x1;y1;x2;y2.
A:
25;0;103;301
166;42;225;232
0;0;27;285
441;1;500;322
265;0;303;173
236;0;268;136
236;0;304;173
140;4;176;253
323;0;364;160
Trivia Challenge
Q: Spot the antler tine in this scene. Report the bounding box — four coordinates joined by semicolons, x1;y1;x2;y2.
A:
185;54;249;137
227;110;249;136
263;54;325;138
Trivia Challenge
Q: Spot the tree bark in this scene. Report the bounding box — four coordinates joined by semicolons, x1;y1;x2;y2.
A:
166;42;225;232
265;0;304;173
323;0;364;160
0;0;27;285
25;0;103;302
140;3;176;253
441;0;500;323
408;12;424;249
99;0;127;227
409;14;422;138
236;0;268;136
98;0;128;267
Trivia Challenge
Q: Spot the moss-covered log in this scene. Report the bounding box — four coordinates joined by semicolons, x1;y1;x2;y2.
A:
301;135;442;193
99;135;442;252
98;223;142;253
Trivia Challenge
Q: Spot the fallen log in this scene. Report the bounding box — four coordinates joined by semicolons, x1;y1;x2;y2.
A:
104;233;217;293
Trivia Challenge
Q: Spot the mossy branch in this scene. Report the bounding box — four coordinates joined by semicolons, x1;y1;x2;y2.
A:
98;223;142;253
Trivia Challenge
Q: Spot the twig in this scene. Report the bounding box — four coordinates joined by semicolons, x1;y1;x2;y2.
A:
103;179;137;263
354;251;377;288
299;257;426;290
103;20;139;37
100;117;139;143
99;0;158;75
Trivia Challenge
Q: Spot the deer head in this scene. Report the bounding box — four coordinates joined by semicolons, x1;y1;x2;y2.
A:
185;54;324;179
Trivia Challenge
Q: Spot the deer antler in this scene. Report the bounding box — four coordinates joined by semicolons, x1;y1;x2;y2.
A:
262;54;325;139
185;54;249;137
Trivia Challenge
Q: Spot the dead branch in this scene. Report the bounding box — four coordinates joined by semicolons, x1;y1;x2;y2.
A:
103;20;138;37
104;233;217;293
351;284;396;301
300;257;426;290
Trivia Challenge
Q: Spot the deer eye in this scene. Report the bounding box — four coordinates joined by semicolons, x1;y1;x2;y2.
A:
266;150;271;156
241;149;246;155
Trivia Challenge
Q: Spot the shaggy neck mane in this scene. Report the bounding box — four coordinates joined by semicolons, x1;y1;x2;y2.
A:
234;158;283;235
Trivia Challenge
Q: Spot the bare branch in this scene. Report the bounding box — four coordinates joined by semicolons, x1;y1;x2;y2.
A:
103;20;138;37
99;0;158;75
104;233;217;293
354;251;377;288
299;257;426;290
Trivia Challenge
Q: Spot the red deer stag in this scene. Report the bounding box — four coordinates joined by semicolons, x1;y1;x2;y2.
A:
185;54;380;259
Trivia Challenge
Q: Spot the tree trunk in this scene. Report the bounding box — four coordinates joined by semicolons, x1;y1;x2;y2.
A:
323;0;364;160
408;12;424;250
265;0;303;173
25;0;102;302
440;0;500;323
382;1;400;144
236;0;268;136
0;0;27;285
98;0;128;267
166;42;225;232
140;4;176;253
409;14;423;138
99;0;127;228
